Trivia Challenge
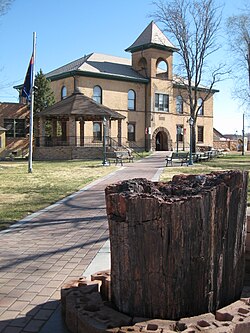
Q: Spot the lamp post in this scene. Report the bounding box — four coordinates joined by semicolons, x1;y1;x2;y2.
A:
188;117;194;166
242;113;245;156
176;126;179;153
102;116;109;166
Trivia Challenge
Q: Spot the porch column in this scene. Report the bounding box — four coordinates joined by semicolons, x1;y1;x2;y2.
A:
39;117;46;147
61;120;67;143
68;116;76;146
80;120;85;146
108;119;111;147
52;119;57;145
117;119;122;146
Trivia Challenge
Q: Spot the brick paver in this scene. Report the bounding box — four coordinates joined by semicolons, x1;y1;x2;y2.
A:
0;152;166;332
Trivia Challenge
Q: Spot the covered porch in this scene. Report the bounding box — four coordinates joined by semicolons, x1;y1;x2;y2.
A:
34;90;125;160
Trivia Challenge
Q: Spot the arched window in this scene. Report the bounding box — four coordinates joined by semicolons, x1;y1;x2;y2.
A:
128;90;136;111
197;98;204;115
93;85;102;104
61;86;67;100
93;122;102;141
138;57;147;76
176;95;183;114
156;59;168;78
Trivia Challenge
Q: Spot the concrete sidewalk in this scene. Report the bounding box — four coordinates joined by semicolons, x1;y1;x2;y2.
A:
0;151;166;333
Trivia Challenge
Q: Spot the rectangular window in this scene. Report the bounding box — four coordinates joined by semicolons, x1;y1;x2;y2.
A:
4;119;26;138
155;93;169;112
128;123;136;142
197;126;204;142
176;125;184;142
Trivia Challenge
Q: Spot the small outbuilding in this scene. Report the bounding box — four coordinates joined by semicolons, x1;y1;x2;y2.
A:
34;89;125;160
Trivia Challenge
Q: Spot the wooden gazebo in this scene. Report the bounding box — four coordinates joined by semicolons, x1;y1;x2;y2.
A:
34;90;125;160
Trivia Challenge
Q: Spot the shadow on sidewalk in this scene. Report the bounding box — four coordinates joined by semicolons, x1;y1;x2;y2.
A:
0;300;70;333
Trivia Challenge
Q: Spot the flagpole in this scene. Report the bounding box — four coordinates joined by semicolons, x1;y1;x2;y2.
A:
28;32;36;173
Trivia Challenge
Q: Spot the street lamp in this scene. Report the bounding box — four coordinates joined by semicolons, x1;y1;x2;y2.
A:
188;117;194;166
242;113;245;156
102;116;109;166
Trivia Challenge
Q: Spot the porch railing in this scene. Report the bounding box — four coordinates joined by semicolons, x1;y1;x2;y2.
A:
35;136;145;151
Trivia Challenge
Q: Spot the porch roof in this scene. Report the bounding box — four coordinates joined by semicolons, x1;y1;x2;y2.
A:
37;90;125;121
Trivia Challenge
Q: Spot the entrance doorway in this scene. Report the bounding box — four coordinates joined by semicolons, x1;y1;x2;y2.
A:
155;131;168;151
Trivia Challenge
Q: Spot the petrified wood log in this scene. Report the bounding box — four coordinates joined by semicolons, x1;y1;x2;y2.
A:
105;171;248;320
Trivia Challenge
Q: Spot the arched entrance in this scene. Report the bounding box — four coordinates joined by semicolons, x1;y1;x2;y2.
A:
152;127;172;151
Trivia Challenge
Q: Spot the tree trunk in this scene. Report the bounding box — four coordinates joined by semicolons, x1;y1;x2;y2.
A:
105;171;248;320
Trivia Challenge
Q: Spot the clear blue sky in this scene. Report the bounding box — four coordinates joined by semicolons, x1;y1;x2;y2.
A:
0;0;248;134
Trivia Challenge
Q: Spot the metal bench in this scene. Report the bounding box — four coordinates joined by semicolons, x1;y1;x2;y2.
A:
165;152;189;166
115;151;134;166
107;150;134;166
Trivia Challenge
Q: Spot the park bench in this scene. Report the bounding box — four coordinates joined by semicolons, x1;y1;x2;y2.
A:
107;150;134;166
165;152;189;167
115;150;134;165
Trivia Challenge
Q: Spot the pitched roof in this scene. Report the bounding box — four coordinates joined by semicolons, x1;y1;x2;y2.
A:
125;21;178;53
45;53;148;83
173;75;219;93
37;90;125;121
0;126;6;131
0;103;29;118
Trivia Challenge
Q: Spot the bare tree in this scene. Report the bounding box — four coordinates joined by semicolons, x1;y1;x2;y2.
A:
0;0;13;16
226;5;250;108
0;0;15;96
153;0;227;152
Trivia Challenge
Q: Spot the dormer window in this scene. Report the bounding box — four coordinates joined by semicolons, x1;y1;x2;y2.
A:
93;85;102;104
61;86;67;100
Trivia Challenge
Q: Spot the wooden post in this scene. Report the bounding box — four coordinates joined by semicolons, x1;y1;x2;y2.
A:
105;171;248;320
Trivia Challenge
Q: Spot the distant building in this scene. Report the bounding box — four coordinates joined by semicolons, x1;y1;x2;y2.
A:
0;103;29;159
15;22;218;160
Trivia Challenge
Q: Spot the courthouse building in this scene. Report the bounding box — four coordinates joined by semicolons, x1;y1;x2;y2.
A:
16;21;217;160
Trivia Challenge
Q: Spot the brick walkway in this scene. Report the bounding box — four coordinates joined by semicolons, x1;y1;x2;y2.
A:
0;152;166;333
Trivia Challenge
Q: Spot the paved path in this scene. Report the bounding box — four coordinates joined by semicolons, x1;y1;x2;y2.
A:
0;152;166;333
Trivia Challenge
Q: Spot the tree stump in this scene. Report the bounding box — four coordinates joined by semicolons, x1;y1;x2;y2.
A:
105;171;248;320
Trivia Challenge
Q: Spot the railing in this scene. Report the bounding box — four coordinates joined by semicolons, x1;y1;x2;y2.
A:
35;136;106;147
108;137;144;158
35;136;145;155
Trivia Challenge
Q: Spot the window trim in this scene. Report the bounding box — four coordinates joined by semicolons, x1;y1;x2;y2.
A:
61;86;67;100
127;122;136;142
93;85;102;104
176;124;184;142
176;95;183;114
155;93;169;112
128;89;136;111
197;98;204;116
4;118;26;138
93;121;102;141
197;126;204;142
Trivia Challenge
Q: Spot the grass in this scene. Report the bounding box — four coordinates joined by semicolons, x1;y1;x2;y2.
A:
0;159;117;230
160;152;250;203
1;152;249;231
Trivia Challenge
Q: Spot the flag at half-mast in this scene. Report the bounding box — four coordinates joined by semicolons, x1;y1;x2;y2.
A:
21;54;34;101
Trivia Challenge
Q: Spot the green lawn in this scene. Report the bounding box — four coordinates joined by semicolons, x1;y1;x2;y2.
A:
0;160;117;230
1;153;249;231
160;152;250;203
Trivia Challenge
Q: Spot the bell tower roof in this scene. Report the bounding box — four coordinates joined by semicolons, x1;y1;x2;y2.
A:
125;21;178;53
